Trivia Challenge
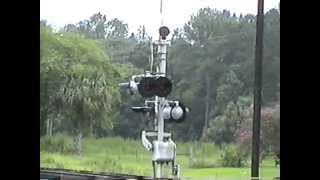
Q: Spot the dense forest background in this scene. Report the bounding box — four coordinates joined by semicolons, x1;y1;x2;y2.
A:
40;6;279;158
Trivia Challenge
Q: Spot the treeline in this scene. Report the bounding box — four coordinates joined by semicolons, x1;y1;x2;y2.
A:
40;7;279;156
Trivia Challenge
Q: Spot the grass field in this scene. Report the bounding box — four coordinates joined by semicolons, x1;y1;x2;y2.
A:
40;136;280;179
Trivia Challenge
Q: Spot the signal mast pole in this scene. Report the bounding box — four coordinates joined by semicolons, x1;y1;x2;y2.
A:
155;0;168;177
155;27;169;178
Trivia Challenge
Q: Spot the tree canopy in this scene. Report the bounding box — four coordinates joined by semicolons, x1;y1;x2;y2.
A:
40;7;279;155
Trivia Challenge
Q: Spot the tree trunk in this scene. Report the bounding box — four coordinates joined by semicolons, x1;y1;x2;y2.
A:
202;74;210;139
46;118;50;136
46;118;53;137
49;118;53;136
74;102;85;156
74;130;83;156
40;106;48;136
89;118;93;137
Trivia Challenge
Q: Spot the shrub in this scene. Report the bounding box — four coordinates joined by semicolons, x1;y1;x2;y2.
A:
42;156;56;164
219;144;248;167
188;144;218;168
40;134;75;154
189;158;217;168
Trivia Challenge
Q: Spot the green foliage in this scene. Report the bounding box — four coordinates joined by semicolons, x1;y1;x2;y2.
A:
62;13;129;40
40;134;74;154
261;103;280;155
231;101;280;161
40;7;280;179
166;7;279;142
40;27;121;138
216;70;244;108
203;96;252;144
188;143;220;168
219;144;248;167
40;136;279;178
41;7;279;144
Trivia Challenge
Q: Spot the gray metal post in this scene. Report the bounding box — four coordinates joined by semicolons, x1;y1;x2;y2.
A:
155;36;168;178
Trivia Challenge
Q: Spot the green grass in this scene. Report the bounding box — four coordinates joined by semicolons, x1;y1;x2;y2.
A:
182;167;278;179
40;136;279;179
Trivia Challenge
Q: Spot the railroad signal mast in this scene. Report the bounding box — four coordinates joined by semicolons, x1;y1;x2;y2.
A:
119;1;188;178
119;27;188;179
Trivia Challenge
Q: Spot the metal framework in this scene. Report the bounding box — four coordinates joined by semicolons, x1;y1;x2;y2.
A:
119;1;184;179
140;38;181;179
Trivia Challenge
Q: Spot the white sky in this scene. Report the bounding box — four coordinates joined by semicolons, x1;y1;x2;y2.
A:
40;0;279;38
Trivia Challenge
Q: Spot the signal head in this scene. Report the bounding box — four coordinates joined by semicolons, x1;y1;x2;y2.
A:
159;26;170;40
137;76;172;98
163;102;188;123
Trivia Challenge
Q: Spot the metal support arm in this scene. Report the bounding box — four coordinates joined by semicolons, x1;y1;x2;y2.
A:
141;130;153;151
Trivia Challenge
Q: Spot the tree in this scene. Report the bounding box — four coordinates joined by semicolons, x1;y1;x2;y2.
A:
63;24;78;33
262;8;280;103
233;101;280;163
106;18;129;39
40;27;121;154
40;27;67;136
40;6;280;143
261;103;280;157
170;7;279;142
57;33;120;154
89;12;108;39
204;96;252;145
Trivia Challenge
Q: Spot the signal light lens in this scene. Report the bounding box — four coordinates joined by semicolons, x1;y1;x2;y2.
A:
173;103;187;123
159;26;170;40
163;106;172;120
138;77;157;98
137;77;172;98
155;77;172;97
171;106;183;120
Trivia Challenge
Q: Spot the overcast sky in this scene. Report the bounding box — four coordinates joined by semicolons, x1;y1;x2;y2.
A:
40;0;279;38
